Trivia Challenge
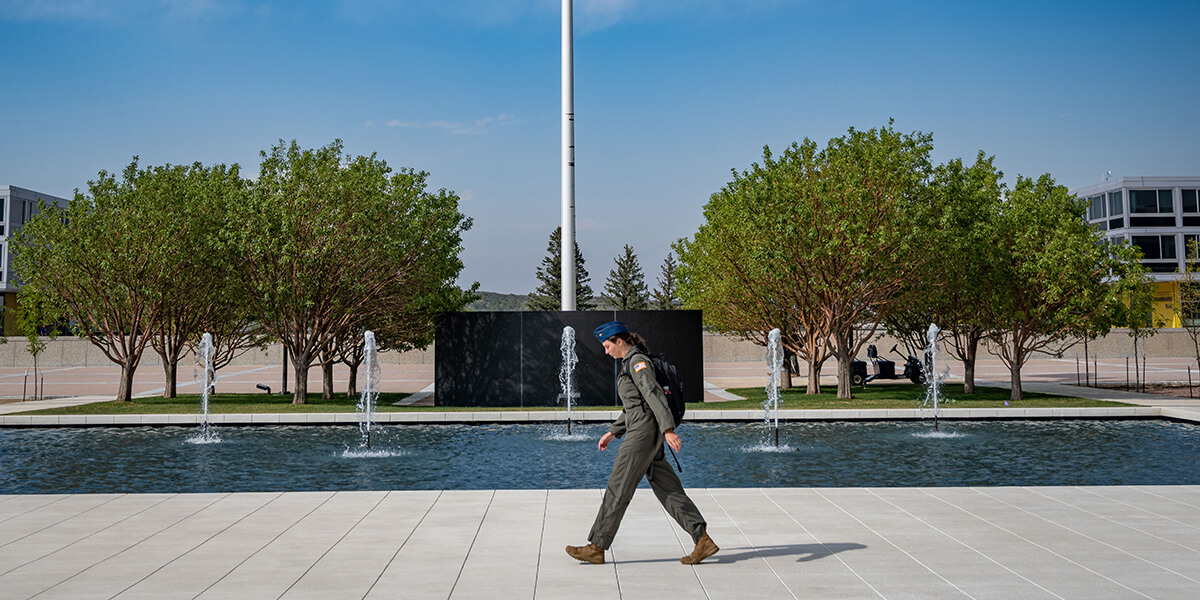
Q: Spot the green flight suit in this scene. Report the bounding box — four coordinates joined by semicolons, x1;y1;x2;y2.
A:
587;349;707;549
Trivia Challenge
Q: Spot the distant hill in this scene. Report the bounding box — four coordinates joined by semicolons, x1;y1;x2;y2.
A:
465;291;624;311
466;291;530;311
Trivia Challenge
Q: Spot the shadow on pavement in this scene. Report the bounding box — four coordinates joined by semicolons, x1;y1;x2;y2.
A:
617;542;868;565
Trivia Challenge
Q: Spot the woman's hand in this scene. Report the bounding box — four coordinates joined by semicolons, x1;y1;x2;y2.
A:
664;429;682;453
598;431;616;451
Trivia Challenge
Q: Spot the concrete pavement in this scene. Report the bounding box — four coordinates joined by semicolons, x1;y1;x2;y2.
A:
2;486;1198;599
4;360;1200;598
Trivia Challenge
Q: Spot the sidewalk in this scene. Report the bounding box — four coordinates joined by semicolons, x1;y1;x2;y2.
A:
2;486;1198;599
3;362;1200;598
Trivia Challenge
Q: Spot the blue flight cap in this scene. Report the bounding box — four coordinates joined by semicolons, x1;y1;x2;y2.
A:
593;320;630;343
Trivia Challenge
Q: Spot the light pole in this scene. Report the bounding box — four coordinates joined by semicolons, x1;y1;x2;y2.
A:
561;0;576;311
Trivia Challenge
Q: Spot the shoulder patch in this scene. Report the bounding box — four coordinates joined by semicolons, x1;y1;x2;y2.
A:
633;361;648;373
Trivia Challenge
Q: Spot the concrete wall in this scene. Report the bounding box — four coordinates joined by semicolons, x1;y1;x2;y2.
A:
0;338;434;368
3;327;1197;369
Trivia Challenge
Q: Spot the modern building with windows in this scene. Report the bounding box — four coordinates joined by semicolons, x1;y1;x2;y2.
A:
1074;176;1200;327
0;185;71;335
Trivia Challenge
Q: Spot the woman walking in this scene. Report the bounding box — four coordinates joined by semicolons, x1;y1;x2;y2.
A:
565;320;719;565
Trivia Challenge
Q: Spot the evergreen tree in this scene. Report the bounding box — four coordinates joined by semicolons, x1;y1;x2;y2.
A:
604;245;650;310
651;252;680;310
527;227;597;310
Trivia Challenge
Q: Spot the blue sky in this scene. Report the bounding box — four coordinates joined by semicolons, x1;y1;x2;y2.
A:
3;1;1199;295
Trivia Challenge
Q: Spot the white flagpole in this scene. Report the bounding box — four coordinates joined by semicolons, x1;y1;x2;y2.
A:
561;0;576;311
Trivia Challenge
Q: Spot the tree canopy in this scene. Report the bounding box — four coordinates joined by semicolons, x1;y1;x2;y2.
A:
911;151;1006;393
13;158;187;401
231;139;475;403
676;122;1150;401
981;174;1147;401
13;141;476;403
676;122;936;398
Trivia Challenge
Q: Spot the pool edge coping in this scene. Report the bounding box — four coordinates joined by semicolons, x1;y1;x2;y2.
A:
3;406;1198;427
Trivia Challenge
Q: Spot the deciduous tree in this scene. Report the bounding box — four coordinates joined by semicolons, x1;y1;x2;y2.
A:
982;174;1147;402
677;122;936;398
923;151;1006;393
12;159;174;401
232;140;475;403
13;288;64;401
137;162;248;397
1178;239;1200;372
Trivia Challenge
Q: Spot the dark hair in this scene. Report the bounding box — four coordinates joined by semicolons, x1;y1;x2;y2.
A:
614;331;649;354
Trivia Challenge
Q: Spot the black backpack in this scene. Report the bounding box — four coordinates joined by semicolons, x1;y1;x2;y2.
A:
624;353;686;428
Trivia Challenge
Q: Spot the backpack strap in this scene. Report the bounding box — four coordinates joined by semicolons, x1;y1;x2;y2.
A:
619;351;649;378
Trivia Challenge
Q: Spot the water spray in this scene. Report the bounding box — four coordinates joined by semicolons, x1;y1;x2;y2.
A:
765;328;783;447
357;331;381;450
559;326;578;435
195;332;217;442
922;323;947;433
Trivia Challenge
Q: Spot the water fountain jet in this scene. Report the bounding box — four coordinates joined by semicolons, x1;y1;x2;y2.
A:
765;328;783;447
920;323;951;433
559;326;579;435
191;332;219;443
356;330;381;449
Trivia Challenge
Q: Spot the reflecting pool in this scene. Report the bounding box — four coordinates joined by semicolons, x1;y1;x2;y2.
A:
3;420;1199;494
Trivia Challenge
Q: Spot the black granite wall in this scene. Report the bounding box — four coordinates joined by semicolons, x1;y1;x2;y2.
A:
434;310;703;407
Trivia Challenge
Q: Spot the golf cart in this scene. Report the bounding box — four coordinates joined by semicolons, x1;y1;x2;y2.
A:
859;344;925;385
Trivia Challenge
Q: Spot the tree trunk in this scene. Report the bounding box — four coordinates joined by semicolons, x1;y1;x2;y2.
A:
161;360;178;399
1009;365;1023;403
33;353;40;400
806;360;822;394
116;362;137;402
152;331;188;399
962;336;978;394
836;356;852;399
292;349;310;404
346;360;360;397
780;350;793;390
1008;338;1024;403
321;360;335;399
834;331;853;400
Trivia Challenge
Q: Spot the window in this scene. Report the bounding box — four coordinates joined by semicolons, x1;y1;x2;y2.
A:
1132;235;1177;260
1187;234;1200;259
1130;189;1173;213
1184;189;1199;213
1108;190;1123;215
1087;195;1105;220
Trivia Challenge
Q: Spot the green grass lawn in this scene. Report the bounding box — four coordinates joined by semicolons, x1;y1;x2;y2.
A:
12;382;1130;415
14;393;417;415
717;383;1132;410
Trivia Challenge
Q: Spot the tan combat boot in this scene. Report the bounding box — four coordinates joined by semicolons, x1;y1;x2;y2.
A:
565;543;605;564
680;532;719;565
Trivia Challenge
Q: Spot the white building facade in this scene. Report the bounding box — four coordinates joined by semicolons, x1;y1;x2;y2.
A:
0;185;70;334
1072;176;1200;327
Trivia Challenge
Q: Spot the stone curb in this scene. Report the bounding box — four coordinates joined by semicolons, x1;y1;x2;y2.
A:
0;406;1184;427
